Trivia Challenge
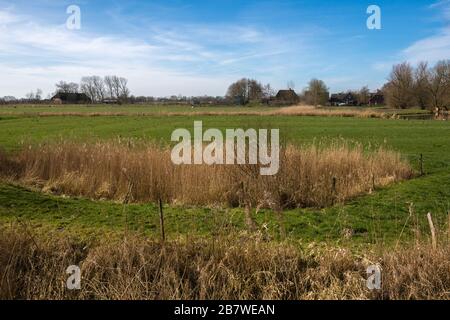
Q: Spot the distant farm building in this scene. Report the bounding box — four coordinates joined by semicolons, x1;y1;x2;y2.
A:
273;89;299;105
368;91;385;106
329;92;358;106
51;93;91;104
102;98;119;104
232;95;246;105
330;91;385;106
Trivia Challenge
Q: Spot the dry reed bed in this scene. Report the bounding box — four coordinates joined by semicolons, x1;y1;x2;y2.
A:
0;227;448;300
1;105;389;118
1;141;413;208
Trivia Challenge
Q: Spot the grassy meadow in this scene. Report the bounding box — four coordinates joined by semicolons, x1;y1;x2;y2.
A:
0;104;449;299
0;104;449;243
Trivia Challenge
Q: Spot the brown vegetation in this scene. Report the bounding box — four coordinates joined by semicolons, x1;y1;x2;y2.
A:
270;105;388;118
0;140;413;208
0;225;448;300
0;105;392;118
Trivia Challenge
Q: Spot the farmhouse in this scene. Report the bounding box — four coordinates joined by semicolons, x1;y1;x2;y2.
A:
51;92;91;104
273;89;299;105
368;91;385;105
329;92;358;106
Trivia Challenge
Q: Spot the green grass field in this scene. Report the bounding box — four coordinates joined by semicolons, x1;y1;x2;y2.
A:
0;105;449;246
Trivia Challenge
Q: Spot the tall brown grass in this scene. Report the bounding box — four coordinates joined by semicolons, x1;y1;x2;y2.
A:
0;226;448;300
1;141;413;208
270;105;388;118
1;105;390;118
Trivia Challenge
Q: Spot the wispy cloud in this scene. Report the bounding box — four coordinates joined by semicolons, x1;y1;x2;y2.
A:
403;27;450;64
429;0;450;10
372;1;450;70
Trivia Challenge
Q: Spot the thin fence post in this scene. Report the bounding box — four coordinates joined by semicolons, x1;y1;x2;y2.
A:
158;198;165;242
419;154;424;176
427;212;436;250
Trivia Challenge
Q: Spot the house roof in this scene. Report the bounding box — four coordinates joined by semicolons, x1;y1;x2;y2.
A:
275;89;298;100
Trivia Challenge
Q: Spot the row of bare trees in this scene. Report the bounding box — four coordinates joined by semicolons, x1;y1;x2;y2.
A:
225;78;275;104
384;60;450;112
55;76;130;103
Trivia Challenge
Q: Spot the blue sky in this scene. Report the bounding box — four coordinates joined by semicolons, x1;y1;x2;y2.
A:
0;0;449;98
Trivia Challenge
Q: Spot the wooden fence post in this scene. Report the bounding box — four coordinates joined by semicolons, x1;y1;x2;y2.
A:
159;198;165;242
427;212;436;250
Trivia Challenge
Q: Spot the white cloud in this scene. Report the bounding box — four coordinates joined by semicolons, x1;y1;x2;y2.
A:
403;27;450;64
402;0;450;63
372;1;450;71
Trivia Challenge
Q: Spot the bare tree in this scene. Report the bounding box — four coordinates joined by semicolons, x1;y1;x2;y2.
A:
226;78;263;104
55;81;79;94
104;75;130;101
81;76;105;102
92;76;106;101
104;76;115;99
118;77;130;101
384;62;415;109
247;79;263;101
227;78;247;104
426;60;450;113
414;61;431;110
262;83;276;100
304;79;329;106
358;86;370;105
24;89;43;101
25;91;35;100
35;89;43;101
